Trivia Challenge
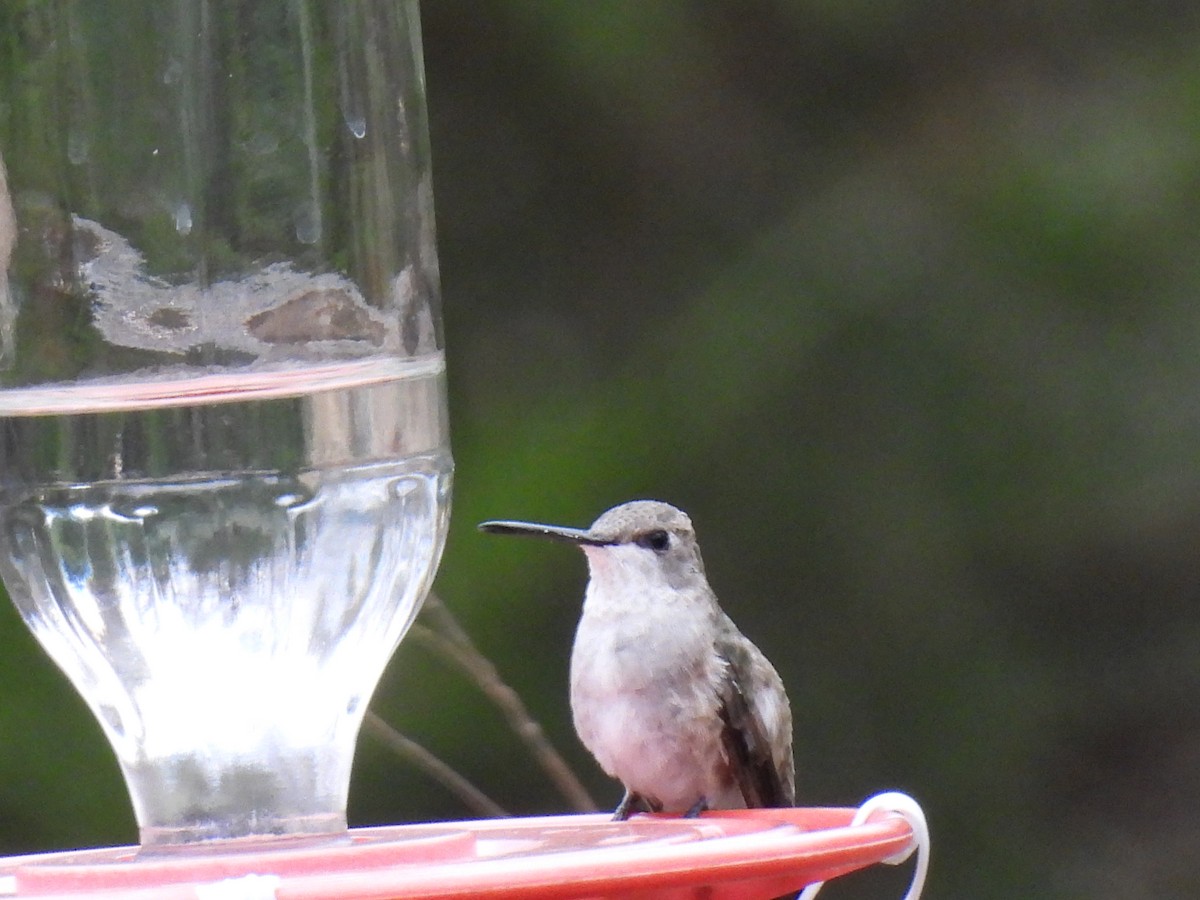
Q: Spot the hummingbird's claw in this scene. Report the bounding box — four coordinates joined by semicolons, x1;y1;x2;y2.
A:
683;797;709;818
612;790;658;821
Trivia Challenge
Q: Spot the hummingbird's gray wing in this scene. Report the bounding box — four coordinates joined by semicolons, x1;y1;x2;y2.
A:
715;628;795;808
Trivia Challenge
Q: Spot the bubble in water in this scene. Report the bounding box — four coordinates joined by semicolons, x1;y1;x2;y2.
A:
174;203;193;236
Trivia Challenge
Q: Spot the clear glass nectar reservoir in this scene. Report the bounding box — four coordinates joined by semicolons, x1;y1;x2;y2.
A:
0;0;449;848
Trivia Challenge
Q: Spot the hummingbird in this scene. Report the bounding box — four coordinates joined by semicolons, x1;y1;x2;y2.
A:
479;500;795;820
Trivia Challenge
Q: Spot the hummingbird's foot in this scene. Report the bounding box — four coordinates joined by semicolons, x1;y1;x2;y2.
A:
683;797;709;818
612;790;659;821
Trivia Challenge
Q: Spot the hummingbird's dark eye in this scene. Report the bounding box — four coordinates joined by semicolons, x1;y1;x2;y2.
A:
636;529;671;553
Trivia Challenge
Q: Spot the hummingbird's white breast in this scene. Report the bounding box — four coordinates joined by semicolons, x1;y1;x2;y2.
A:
568;543;744;812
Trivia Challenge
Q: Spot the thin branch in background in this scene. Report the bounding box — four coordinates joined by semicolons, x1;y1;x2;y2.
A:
413;590;598;813
363;711;509;818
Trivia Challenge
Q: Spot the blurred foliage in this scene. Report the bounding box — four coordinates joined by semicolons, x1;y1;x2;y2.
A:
4;2;1200;899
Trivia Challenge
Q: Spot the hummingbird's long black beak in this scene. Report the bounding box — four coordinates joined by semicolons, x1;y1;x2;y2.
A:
478;520;609;546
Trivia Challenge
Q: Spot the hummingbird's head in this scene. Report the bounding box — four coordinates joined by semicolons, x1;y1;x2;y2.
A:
581;500;707;592
479;500;707;592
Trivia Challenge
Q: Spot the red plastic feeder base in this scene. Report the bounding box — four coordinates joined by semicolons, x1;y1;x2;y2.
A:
0;807;915;900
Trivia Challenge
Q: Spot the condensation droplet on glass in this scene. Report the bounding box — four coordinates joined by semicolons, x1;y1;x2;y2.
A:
174;202;193;236
67;131;89;165
344;114;367;139
162;58;182;85
294;203;321;244
244;130;279;156
160;57;181;85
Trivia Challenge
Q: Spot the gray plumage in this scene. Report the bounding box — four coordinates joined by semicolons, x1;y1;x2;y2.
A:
480;500;795;819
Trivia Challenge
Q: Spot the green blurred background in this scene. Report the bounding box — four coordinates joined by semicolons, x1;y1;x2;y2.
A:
5;1;1200;897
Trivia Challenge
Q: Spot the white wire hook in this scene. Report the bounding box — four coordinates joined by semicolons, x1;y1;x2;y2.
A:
797;791;929;900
